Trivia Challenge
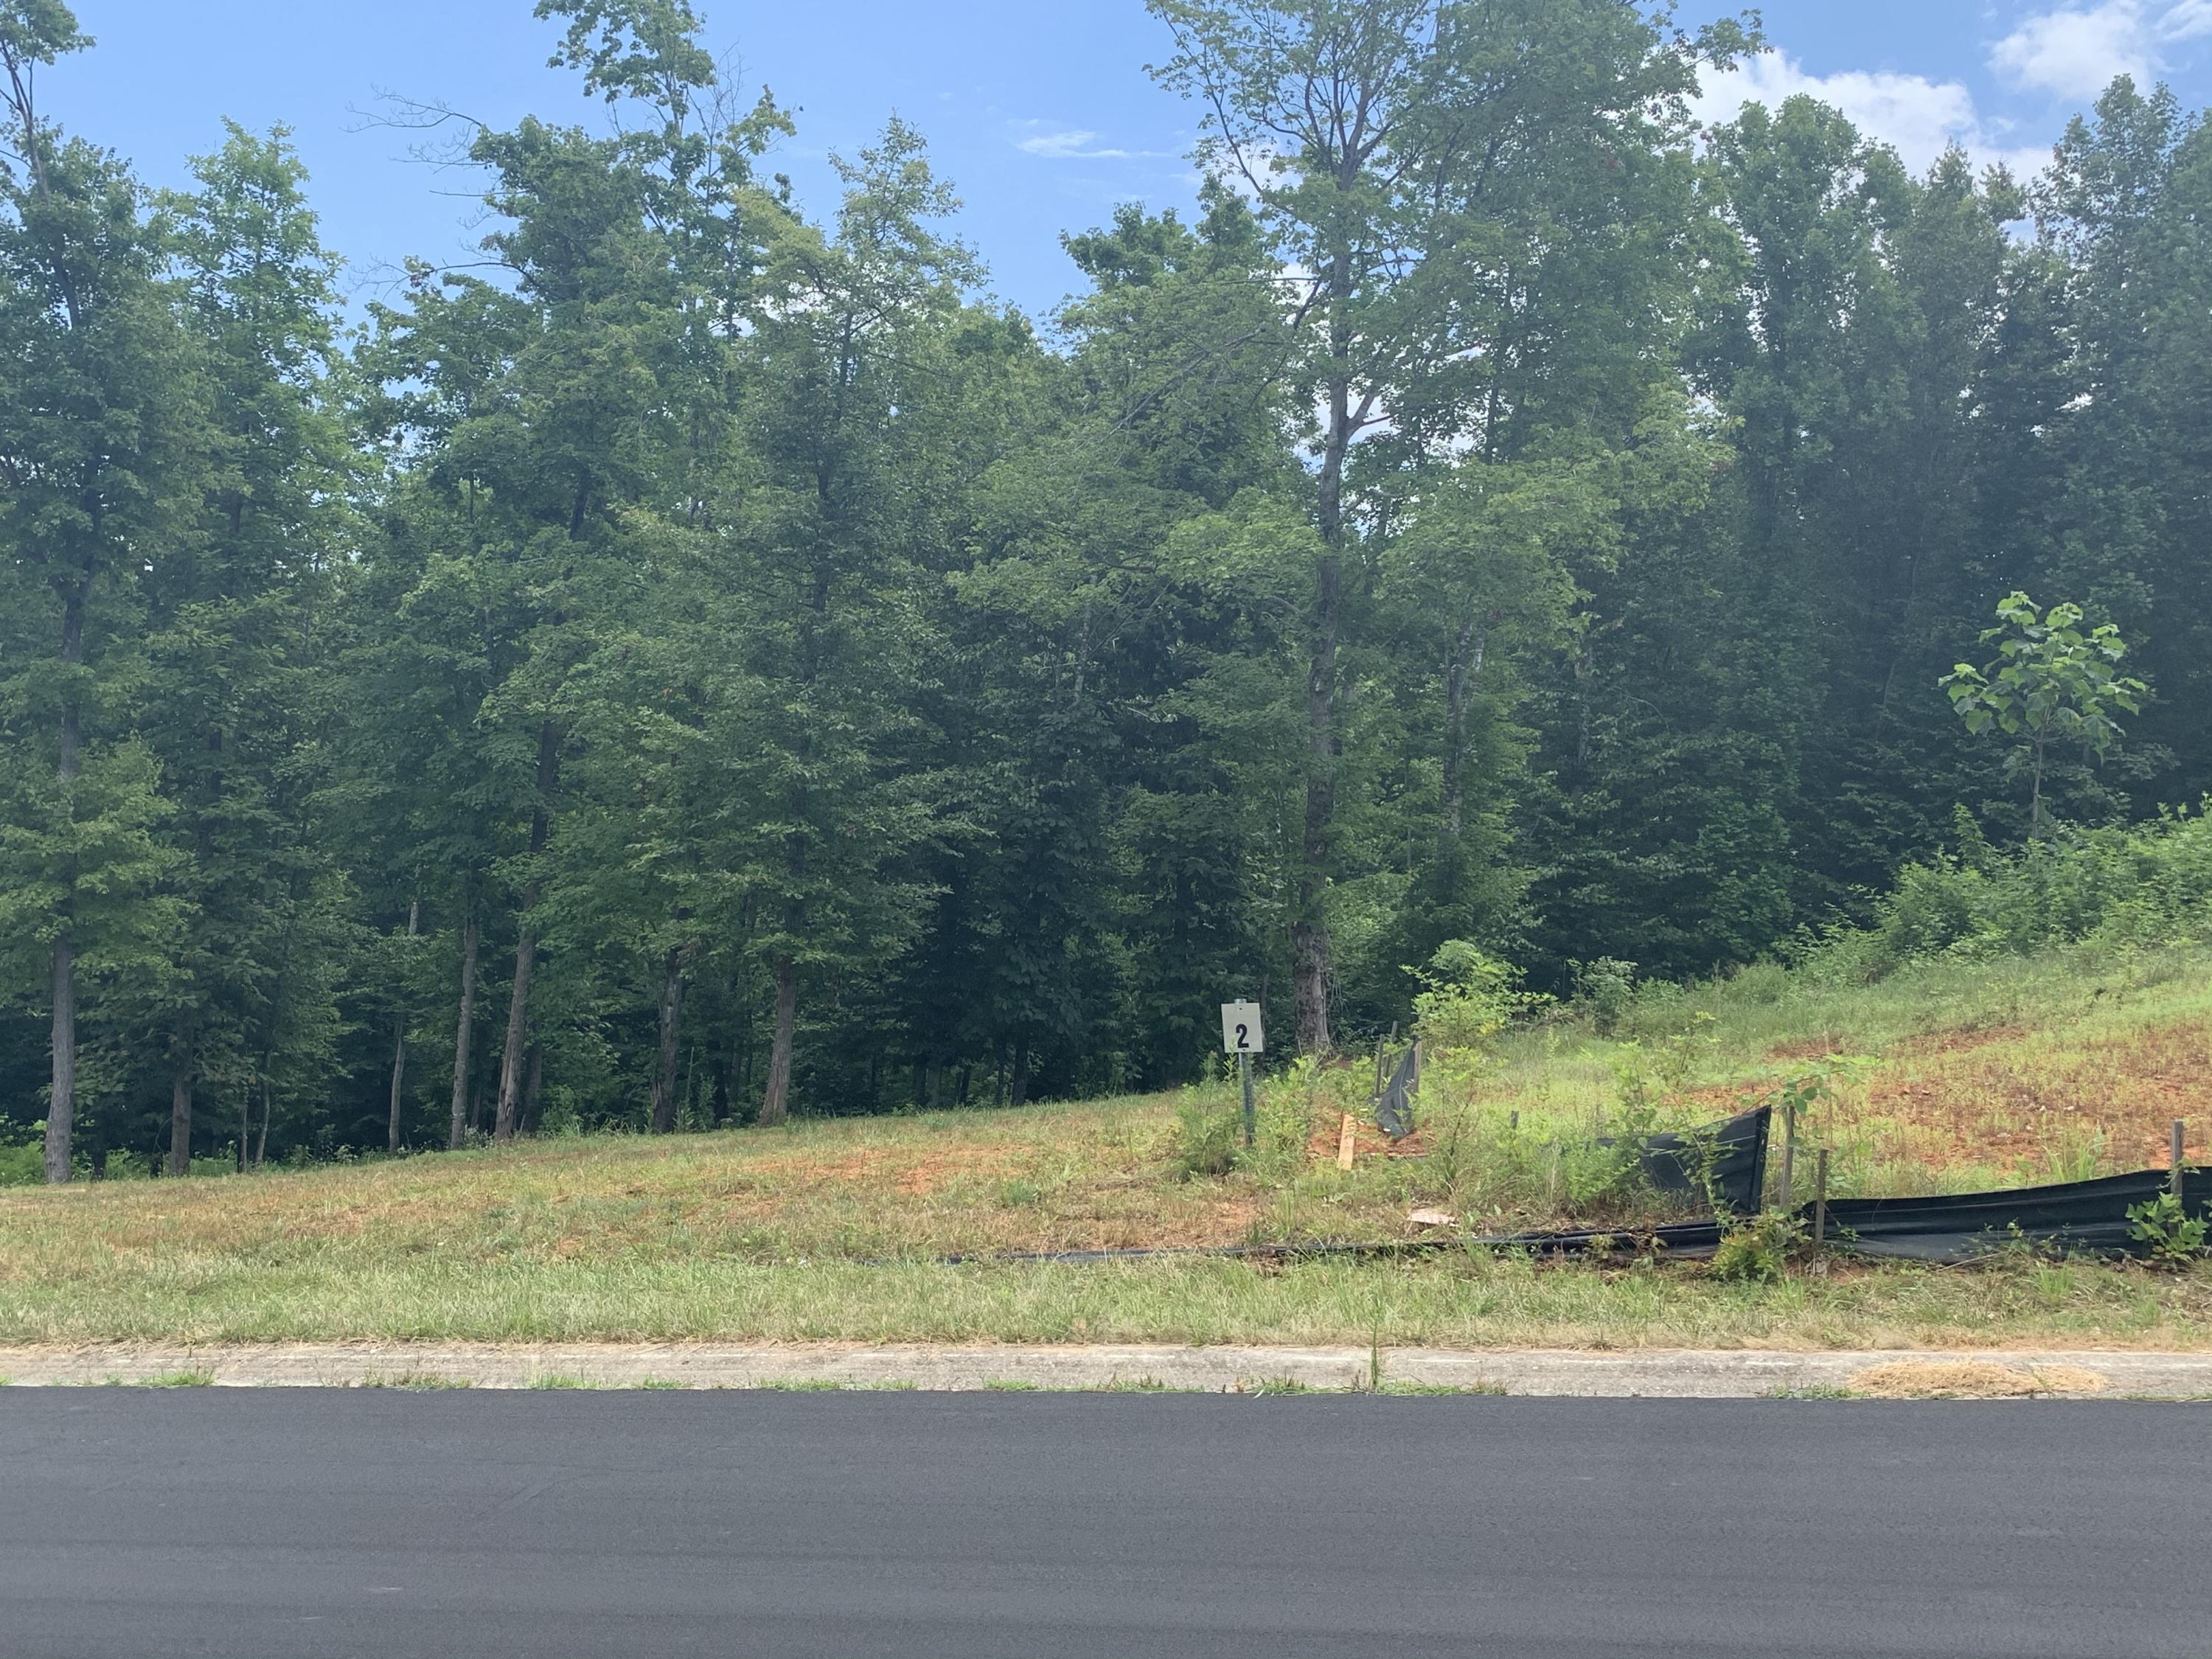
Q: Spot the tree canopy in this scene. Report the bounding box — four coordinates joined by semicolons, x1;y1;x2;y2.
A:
3;0;2206;1176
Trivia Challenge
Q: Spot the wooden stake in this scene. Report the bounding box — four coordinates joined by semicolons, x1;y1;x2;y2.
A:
1337;1113;1357;1172
1815;1148;1830;1245
1779;1103;1798;1211
2173;1119;2186;1203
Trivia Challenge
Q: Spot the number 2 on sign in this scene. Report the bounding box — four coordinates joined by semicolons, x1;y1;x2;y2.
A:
1220;1001;1264;1055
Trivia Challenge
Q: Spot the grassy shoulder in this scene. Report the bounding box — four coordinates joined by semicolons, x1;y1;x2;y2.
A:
2;938;2208;1350
0;1240;2208;1352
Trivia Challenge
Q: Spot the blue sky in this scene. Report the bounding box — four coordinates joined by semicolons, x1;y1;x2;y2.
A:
41;1;2212;321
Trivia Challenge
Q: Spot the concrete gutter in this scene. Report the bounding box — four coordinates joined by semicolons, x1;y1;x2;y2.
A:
2;1343;2209;1397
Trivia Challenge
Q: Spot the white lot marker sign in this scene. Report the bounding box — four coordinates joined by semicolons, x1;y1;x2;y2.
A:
1221;1001;1262;1147
1220;1001;1263;1056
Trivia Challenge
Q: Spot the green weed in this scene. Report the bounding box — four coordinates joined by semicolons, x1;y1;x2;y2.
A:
1170;1098;1239;1178
1711;1211;1805;1284
1376;1380;1508;1396
2128;1192;2209;1264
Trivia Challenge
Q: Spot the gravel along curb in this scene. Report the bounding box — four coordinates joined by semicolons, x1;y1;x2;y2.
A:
2;1345;2211;1398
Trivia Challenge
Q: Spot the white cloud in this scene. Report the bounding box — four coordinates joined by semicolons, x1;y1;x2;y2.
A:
1990;1;2211;100
2166;0;2212;38
1992;3;2153;97
1011;123;1167;161
1692;50;2048;178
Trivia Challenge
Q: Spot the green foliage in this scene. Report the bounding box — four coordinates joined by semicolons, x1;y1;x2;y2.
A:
0;1139;43;1185
1837;804;2212;978
1942;594;2147;837
1170;1095;1240;1179
0;9;2210;1181
0;741;179;987
2125;1192;2208;1265
1571;958;1639;1035
1710;1210;1804;1283
1408;942;1545;1056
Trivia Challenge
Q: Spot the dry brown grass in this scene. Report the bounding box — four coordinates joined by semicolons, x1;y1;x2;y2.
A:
0;1089;1440;1282
1848;1360;2112;1399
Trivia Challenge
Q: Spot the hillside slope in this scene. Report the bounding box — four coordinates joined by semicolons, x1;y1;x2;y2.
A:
4;941;2209;1352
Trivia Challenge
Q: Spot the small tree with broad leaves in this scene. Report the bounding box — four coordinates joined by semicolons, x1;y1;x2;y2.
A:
1941;593;2146;840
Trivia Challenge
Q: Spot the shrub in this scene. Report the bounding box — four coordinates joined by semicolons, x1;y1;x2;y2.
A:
1710;1210;1804;1282
1845;803;2212;980
0;1141;42;1186
2126;1192;2208;1265
1569;956;1638;1034
1409;941;1546;1056
1170;1097;1239;1178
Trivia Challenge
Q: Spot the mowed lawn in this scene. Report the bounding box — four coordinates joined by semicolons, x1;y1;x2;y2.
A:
3;943;2210;1352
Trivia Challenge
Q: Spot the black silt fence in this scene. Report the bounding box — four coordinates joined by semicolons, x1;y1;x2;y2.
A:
1817;1166;2212;1262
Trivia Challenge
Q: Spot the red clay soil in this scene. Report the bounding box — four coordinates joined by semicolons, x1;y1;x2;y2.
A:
1304;1112;1429;1164
1859;1018;2211;1169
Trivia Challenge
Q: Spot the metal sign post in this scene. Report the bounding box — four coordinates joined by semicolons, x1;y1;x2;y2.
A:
1221;1001;1263;1149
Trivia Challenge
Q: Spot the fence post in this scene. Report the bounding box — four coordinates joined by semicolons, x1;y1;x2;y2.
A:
1815;1148;1829;1245
2173;1119;2185;1203
1778;1104;1798;1213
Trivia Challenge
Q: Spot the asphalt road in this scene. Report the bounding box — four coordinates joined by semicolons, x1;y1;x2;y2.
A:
3;1390;2206;1659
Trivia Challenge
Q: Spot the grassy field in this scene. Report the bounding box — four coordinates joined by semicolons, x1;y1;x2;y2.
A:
2;939;2208;1351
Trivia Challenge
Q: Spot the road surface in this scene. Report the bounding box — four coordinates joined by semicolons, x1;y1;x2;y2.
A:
2;1389;2204;1658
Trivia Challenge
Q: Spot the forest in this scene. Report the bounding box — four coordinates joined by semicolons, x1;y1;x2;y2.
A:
1;0;2207;1181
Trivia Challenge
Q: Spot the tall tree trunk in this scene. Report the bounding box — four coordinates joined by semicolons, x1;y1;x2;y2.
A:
521;1040;545;1135
237;1084;250;1173
495;722;560;1142
389;897;418;1154
650;947;686;1133
43;582;83;1185
759;956;796;1127
167;1039;192;1178
255;1077;271;1169
1293;248;1359;1059
447;897;479;1150
492;938;536;1141
46;932;74;1185
1291;546;1343;1057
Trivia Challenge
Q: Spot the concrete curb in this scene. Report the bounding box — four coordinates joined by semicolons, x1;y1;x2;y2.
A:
3;1343;2210;1397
